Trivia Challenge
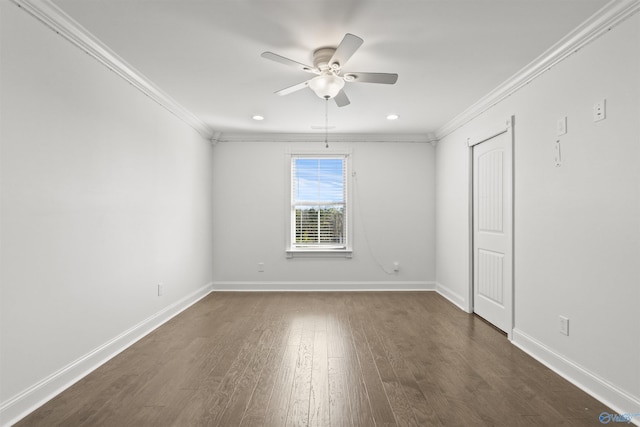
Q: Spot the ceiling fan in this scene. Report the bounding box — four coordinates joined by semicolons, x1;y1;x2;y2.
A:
261;33;398;107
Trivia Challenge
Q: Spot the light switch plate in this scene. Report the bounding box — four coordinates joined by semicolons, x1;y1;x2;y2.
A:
559;315;569;336
556;117;567;136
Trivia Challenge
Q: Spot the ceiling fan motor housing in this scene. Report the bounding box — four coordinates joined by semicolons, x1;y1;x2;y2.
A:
313;47;338;71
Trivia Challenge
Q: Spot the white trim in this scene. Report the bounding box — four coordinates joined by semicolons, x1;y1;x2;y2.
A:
467;126;508;147
219;133;436;144
10;0;215;140
0;282;215;427
436;0;640;140
286;249;353;259
512;329;640;425
285;147;353;155
434;282;469;312
212;281;436;292
467;145;474;314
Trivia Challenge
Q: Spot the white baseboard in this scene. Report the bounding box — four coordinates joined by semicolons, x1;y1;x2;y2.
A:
512;329;640;426
211;281;436;292
434;282;469;312
0;282;214;427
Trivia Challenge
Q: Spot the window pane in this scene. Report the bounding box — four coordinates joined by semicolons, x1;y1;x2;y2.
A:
293;158;344;204
318;207;344;243
295;206;319;243
294;206;344;245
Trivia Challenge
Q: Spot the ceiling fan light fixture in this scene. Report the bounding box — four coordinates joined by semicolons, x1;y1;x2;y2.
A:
309;73;345;100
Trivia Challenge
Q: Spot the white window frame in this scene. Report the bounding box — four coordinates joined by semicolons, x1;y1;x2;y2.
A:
286;150;352;258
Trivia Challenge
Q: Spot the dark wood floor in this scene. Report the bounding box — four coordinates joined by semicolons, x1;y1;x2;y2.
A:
17;292;611;426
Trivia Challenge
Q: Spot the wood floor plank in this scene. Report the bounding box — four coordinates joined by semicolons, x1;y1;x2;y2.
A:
204;316;281;426
262;344;298;427
342;355;375;427
359;313;418;427
215;315;284;426
362;312;443;426
308;330;330;427
347;316;397;426
326;314;346;359
340;317;375;427
285;317;314;427
328;357;352;427
15;292;614;427
262;313;303;427
168;317;258;425
239;313;293;426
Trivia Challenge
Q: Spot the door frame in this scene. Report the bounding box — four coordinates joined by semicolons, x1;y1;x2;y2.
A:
467;116;515;340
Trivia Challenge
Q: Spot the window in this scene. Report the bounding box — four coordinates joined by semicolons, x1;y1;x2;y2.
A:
289;154;350;254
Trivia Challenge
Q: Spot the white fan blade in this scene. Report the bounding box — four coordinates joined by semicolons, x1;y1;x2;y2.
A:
343;72;398;84
329;33;363;69
275;80;311;96
334;89;350;107
261;52;318;74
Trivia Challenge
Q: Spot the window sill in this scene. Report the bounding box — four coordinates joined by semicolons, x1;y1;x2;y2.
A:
286;249;353;259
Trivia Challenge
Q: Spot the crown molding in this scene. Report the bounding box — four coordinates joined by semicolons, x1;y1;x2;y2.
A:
435;0;640;140
217;132;437;144
11;0;215;140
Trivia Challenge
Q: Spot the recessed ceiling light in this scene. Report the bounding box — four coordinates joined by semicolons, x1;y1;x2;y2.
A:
252;115;264;121
386;114;399;120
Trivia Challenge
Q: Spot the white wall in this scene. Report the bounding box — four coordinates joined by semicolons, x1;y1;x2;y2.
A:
0;2;214;422
434;135;471;308
212;140;435;289
435;13;640;414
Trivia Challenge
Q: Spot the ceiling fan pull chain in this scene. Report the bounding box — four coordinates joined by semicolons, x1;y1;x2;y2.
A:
325;99;329;148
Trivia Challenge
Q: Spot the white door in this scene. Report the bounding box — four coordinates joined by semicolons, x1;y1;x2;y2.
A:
472;120;513;335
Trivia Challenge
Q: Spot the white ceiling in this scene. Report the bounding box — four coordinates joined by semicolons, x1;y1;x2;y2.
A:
52;0;607;137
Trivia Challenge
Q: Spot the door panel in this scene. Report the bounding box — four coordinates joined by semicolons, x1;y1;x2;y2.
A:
478;149;503;233
477;249;504;304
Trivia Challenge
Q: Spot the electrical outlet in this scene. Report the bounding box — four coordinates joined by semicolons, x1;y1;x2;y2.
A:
158;283;164;296
559;315;569;336
258;262;264;272
393;262;400;272
593;99;606;122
